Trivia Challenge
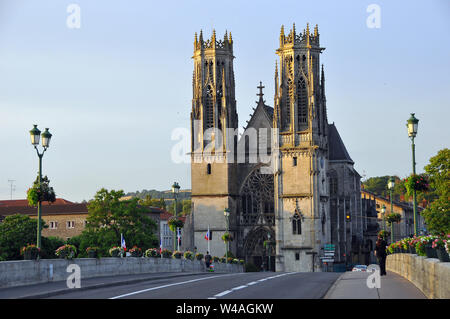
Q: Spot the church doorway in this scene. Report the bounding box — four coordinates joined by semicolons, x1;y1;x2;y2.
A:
244;227;275;271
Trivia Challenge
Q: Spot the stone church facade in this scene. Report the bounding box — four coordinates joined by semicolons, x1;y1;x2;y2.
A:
186;24;363;272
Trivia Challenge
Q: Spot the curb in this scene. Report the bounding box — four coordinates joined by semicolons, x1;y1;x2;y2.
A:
322;272;346;299
18;272;217;299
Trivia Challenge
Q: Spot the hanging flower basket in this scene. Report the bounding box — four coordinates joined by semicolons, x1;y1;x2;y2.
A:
222;232;233;242
26;175;56;207
386;213;402;225
404;174;429;196
168;218;184;232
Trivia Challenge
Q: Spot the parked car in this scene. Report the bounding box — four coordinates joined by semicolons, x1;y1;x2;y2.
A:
352;265;368;272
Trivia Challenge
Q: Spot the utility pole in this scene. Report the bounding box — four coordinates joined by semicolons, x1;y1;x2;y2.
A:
7;179;16;200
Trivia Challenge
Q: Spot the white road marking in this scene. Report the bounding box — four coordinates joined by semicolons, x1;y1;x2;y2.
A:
212;272;296;299
109;273;242;299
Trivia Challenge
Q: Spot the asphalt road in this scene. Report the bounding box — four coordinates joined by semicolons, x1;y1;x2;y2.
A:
47;272;341;299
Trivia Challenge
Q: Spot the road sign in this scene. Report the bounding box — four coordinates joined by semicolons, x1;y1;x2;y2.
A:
321;259;334;263
324;252;335;256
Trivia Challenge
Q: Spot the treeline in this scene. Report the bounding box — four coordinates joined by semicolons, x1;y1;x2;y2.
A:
125;189;191;200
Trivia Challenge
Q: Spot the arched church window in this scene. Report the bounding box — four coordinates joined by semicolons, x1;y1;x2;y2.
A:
205;85;214;129
292;212;302;235
298;77;308;128
329;170;338;195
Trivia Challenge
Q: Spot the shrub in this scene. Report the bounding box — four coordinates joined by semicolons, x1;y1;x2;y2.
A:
213;256;220;262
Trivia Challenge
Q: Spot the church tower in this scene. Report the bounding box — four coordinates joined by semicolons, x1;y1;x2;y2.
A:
190;30;239;256
273;23;331;272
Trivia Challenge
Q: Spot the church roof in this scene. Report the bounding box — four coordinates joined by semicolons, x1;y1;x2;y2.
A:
328;123;354;164
244;82;273;130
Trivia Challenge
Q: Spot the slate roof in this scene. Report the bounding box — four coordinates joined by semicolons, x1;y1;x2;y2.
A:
328;123;354;164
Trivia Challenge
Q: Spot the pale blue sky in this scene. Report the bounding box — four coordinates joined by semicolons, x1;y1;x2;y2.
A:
0;0;449;202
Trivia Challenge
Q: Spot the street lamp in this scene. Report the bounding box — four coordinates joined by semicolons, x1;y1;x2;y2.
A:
29;125;52;250
381;204;386;231
407;113;419;236
224;208;230;264
171;182;180;250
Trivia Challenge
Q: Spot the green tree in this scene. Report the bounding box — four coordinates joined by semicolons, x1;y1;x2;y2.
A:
0;214;58;260
424;148;449;198
421;148;450;235
0;215;40;260
80;188;158;256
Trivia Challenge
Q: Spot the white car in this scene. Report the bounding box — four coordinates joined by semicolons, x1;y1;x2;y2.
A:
352;265;368;272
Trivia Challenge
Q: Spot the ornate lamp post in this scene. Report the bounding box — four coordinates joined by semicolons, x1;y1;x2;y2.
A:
381;204;386;232
407;113;419;236
224;208;230;264
29;125;52;250
387;176;395;232
171;181;180;251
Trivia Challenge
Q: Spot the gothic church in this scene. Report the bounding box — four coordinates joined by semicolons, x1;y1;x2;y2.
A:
187;24;362;272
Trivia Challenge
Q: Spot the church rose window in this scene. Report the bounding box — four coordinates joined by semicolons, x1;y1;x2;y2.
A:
240;168;274;226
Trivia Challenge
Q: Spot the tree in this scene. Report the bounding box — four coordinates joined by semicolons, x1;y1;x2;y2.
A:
80;188;158;256
424;148;449;198
0;215;40;260
0;214;59;260
421;148;450;235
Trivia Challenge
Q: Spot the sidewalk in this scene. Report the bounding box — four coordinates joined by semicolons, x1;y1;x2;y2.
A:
324;271;426;299
0;272;212;299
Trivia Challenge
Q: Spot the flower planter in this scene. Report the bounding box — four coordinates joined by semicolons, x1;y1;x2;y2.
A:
24;251;38;260
88;251;97;258
409;246;416;254
425;247;438;259
436;247;450;262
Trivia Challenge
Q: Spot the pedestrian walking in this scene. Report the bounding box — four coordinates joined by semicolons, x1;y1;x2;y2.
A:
375;235;388;276
205;251;212;271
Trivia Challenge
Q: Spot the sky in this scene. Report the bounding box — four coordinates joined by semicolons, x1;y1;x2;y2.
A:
0;0;449;202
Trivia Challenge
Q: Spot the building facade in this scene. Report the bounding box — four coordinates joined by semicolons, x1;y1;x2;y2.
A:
188;24;364;272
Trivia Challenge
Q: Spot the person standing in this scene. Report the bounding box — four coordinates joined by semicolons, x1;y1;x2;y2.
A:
205;251;212;271
375;235;388;276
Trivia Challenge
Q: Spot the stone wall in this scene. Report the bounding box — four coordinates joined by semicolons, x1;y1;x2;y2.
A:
0;257;244;288
386;253;450;299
